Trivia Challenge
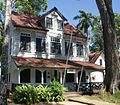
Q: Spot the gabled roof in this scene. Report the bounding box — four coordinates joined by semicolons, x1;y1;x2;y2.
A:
11;11;86;39
64;23;87;38
11;12;47;31
41;7;67;21
13;56;104;70
89;51;103;63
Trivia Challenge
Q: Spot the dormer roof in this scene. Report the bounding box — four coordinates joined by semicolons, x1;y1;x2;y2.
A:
41;7;67;21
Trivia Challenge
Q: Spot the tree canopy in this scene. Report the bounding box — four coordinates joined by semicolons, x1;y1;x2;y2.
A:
73;10;94;36
13;0;48;16
90;13;120;52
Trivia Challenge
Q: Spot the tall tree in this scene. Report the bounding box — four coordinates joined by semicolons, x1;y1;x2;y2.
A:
73;10;94;36
0;0;12;104
95;0;120;94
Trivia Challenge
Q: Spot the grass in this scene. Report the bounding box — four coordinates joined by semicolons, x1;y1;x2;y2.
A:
85;92;120;105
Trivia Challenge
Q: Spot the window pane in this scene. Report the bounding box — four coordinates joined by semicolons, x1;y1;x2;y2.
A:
76;43;83;56
20;69;30;83
51;37;61;54
57;20;63;30
46;17;52;28
20;35;31;51
36;38;46;52
65;41;73;56
35;70;41;83
66;73;74;82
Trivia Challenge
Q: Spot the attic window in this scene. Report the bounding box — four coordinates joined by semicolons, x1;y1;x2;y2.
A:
100;59;102;65
57;20;63;30
46;17;52;28
76;42;83;56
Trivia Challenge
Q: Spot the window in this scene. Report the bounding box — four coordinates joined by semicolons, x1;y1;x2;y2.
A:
51;37;61;54
20;33;31;51
20;69;30;83
76;42;83;56
35;70;46;83
46;17;52;28
36;38;46;52
100;59;102;65
57;20;63;30
35;70;41;83
65;41;73;56
66;73;74;82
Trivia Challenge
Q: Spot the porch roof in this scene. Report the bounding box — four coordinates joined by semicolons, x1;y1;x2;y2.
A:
13;56;104;70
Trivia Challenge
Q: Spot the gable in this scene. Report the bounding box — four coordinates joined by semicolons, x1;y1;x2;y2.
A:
41;7;67;21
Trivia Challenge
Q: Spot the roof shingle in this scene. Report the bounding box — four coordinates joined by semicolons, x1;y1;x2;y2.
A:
13;56;104;70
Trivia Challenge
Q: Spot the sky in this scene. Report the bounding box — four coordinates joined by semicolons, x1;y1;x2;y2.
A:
45;0;120;25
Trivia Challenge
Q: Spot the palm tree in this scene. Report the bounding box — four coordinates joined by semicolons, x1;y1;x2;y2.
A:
73;10;94;36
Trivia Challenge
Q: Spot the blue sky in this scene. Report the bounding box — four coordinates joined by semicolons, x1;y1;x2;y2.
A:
45;0;120;25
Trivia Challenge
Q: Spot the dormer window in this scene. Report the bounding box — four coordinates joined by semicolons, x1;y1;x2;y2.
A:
46;17;52;28
76;42;83;56
57;20;63;30
36;38;46;53
51;37;61;54
20;33;31;52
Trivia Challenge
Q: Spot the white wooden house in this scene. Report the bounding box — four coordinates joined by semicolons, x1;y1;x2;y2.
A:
7;7;104;91
89;51;105;83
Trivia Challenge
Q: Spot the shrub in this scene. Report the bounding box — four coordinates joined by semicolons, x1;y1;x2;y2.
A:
37;85;51;102
49;80;67;102
12;81;67;104
12;85;40;104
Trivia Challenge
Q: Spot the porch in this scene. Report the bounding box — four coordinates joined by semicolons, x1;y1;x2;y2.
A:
10;56;104;92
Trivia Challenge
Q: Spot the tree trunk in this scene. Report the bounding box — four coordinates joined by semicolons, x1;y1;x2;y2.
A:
0;0;11;104
95;0;120;94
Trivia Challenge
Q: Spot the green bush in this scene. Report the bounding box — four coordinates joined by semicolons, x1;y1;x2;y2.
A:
37;85;51;102
49;80;67;102
12;81;67;104
12;85;40;104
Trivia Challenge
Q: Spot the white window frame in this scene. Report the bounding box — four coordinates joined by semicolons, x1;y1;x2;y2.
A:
50;37;61;54
20;32;31;52
46;17;53;29
36;37;46;53
76;42;84;56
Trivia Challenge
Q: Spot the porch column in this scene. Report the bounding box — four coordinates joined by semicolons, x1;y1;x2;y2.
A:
41;71;44;84
18;70;20;84
60;71;63;84
75;71;79;83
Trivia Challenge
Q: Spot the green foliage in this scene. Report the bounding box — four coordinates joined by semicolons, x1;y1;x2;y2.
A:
12;85;40;104
12;81;67;104
49;80;67;102
90;13;120;52
14;0;48;16
90;16;104;52
74;10;94;35
37;85;51;102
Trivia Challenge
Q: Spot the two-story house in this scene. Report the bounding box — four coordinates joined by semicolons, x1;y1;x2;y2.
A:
7;7;104;91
